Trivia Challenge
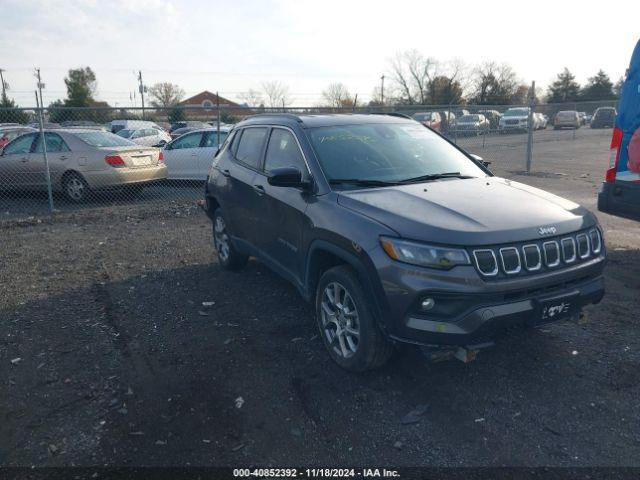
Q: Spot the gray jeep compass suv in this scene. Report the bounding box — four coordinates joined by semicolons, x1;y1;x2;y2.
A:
204;113;605;371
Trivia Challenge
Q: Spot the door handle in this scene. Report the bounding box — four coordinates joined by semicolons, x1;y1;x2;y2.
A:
252;184;265;196
221;169;231;177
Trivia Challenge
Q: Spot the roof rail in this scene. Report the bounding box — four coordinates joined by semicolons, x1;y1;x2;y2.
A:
243;113;303;122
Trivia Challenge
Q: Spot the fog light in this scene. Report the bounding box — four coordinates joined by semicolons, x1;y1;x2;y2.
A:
421;298;435;311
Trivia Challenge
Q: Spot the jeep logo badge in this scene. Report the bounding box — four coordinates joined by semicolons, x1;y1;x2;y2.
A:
538;226;557;236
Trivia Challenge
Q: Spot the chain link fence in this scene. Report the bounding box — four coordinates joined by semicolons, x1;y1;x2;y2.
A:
0;101;617;220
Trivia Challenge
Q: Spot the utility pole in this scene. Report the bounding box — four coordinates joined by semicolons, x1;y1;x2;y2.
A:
380;75;385;106
138;70;145;118
0;68;7;101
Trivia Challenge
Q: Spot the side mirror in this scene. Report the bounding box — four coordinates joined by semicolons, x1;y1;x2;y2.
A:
267;166;309;189
469;153;491;169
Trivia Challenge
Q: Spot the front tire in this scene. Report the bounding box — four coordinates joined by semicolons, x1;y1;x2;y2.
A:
315;265;393;372
212;208;248;270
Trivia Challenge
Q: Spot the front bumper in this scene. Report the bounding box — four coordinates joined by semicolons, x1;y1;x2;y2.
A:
368;246;605;347
395;275;604;346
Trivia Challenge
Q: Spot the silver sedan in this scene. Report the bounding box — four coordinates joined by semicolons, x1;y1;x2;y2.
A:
0;129;167;202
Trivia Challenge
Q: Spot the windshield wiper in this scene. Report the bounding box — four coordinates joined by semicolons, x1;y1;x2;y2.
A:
398;172;475;183
329;178;401;187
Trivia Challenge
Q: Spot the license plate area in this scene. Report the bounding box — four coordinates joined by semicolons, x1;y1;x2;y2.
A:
532;291;579;325
130;155;152;166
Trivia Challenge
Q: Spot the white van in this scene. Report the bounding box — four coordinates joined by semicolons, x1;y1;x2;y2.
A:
110;119;161;134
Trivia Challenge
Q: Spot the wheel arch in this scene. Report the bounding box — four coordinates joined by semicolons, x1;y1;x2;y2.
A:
304;240;389;335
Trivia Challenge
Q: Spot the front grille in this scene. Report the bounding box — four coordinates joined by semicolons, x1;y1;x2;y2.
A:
471;228;603;279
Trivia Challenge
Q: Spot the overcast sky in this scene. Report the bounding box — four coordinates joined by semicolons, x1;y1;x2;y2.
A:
1;0;637;107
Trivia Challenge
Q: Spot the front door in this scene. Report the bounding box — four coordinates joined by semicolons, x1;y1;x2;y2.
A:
252;127;310;281
0;133;37;188
164;131;205;180
31;132;72;188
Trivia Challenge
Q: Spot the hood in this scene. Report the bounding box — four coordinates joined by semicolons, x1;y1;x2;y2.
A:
337;177;595;246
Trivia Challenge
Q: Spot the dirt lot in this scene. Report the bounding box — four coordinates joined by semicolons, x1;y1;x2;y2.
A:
2;128;640;468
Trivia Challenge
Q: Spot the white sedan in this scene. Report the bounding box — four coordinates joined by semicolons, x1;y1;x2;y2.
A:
162;128;230;180
116;127;171;147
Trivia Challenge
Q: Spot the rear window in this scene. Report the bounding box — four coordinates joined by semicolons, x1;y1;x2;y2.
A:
557;111;576;119
75;131;136;147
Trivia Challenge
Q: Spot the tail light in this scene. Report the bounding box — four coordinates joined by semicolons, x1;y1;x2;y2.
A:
605;127;623;183
105;155;125;167
158;151;164;163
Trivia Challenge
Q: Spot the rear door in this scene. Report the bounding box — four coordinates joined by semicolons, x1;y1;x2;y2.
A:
225;127;269;245
163;131;205;179
0;133;37;188
251;127;310;281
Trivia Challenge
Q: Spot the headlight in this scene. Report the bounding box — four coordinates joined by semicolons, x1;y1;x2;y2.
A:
380;237;470;270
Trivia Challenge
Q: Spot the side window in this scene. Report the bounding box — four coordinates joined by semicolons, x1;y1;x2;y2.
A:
146;129;156;137
264;129;306;174
3;133;36;155
234;127;268;169
203;131;229;148
171;132;204;149
229;130;242;156
34;133;70;153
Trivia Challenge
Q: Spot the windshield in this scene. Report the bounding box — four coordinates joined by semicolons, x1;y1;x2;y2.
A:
504;109;528;117
458;115;479;122
307;122;486;186
75;131;136;147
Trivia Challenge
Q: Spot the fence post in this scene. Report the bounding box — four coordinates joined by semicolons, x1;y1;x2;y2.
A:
525;80;535;173
35;90;54;212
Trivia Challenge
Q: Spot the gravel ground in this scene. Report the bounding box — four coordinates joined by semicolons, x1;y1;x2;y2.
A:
1;128;640;468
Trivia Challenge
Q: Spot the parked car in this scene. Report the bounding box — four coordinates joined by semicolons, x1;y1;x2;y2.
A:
0;129;167;202
411;112;441;131
554;110;581;130
204;113;605;371
0;126;37;151
451;114;490;135
478;109;501;129
162;127;230;180
498;107;531;132
578;112;587;125
169;121;210;133
437;111;456;133
60;121;107;131
534;113;548;130
27;122;61;129
169;126;203;140
584;114;593;125
598;39;640;221
116;127;171;147
453;108;470;118
109;119;161;134
590;107;617;129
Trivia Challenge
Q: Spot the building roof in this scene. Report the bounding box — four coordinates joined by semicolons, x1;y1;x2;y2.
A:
179;91;240;108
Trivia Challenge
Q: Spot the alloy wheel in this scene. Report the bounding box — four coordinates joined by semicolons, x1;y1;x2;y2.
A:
320;281;360;358
214;215;230;262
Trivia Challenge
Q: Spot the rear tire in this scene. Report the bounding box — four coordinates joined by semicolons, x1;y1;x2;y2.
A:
315;265;393;372
62;171;90;203
212;208;248;271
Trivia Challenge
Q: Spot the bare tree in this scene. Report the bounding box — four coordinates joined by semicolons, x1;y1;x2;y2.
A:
470;62;520;105
389;50;440;104
238;88;264;107
148;82;185;108
321;82;353;108
262;81;292;108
